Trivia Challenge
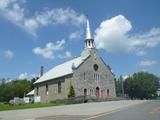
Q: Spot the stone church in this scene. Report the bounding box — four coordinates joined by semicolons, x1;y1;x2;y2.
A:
34;18;116;103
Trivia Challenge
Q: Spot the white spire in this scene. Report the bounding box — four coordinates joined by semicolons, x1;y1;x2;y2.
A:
86;17;93;40
85;16;94;49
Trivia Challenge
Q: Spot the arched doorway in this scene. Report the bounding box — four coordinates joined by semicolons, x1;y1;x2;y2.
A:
96;87;100;97
84;88;87;96
107;89;109;96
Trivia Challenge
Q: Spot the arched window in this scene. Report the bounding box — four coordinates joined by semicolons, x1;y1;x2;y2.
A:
90;89;92;95
95;74;97;81
90;89;94;96
107;89;109;96
36;86;39;96
88;40;91;46
84;88;87;96
58;81;61;93
95;74;99;82
45;84;48;95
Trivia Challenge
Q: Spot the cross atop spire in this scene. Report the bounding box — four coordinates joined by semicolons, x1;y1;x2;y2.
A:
85;16;94;49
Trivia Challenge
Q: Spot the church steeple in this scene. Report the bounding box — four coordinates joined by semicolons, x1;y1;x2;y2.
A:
85;16;94;49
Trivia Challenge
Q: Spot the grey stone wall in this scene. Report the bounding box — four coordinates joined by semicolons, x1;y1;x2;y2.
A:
34;74;73;103
73;48;116;98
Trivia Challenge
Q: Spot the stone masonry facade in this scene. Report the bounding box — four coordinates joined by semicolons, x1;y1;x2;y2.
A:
34;48;116;103
73;48;116;98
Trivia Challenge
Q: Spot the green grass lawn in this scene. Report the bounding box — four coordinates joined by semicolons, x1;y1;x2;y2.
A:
0;99;75;111
0;103;58;111
0;97;129;111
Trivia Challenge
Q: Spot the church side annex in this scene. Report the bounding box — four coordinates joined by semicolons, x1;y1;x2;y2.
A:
33;17;116;103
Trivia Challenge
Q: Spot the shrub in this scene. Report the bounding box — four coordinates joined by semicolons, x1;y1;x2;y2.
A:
68;85;75;98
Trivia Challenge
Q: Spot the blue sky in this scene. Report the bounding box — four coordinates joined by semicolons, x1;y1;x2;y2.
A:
0;0;160;79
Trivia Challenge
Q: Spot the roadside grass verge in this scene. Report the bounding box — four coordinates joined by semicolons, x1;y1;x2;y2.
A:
0;98;78;111
0;97;130;111
0;102;60;111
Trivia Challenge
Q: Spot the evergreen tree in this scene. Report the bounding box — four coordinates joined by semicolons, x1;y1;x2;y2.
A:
68;84;75;98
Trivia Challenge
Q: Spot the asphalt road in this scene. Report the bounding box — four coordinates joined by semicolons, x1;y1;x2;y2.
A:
0;100;159;120
86;100;160;120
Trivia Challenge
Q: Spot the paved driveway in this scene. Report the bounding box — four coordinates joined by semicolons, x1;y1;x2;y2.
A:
0;100;147;120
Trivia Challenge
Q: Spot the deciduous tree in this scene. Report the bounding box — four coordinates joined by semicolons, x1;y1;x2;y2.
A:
125;72;159;99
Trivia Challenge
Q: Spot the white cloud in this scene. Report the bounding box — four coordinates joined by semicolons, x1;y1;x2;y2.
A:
0;0;86;36
23;8;86;36
95;15;160;54
140;60;157;67
33;39;67;59
136;50;147;56
0;0;25;24
122;75;129;80
58;51;72;58
23;19;39;36
130;28;160;48
69;31;82;41
0;0;18;10
37;8;85;26
4;50;14;58
65;51;72;57
95;15;132;53
18;72;28;79
18;72;37;79
30;74;37;78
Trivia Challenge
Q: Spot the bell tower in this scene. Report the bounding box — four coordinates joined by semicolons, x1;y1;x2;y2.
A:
85;17;94;49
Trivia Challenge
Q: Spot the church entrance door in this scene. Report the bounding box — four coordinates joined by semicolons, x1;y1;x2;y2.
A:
96;87;100;97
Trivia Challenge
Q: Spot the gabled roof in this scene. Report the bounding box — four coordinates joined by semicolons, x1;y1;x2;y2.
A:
34;55;90;84
26;90;34;96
